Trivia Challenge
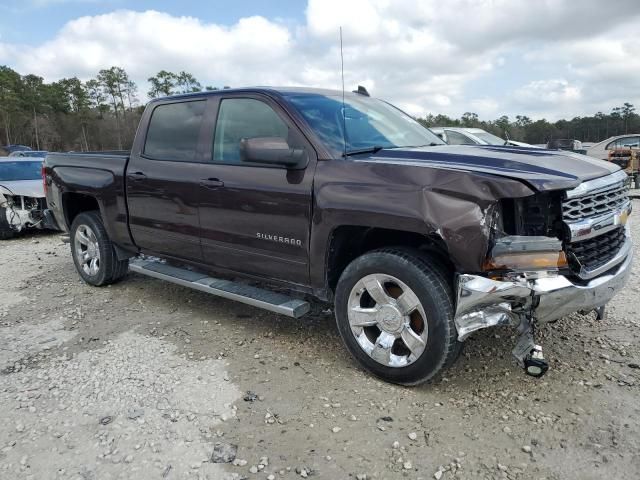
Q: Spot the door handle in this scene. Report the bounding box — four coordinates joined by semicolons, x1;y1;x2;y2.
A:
200;178;224;188
129;171;147;181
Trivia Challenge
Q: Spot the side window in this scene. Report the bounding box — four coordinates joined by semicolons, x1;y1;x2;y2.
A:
144;101;206;161
213;98;289;164
607;136;640;149
445;130;475;145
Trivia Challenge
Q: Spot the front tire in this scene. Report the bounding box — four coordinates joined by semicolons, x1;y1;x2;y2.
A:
0;206;15;240
70;211;128;286
335;249;459;386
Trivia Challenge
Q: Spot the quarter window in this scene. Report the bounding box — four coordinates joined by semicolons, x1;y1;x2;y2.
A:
144;101;206;161
213;98;288;164
445;130;475;145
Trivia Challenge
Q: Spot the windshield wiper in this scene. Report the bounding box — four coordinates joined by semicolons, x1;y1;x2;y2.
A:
343;145;385;157
404;143;442;148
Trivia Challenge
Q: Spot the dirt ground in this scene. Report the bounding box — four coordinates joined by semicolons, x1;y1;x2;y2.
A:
1;203;639;480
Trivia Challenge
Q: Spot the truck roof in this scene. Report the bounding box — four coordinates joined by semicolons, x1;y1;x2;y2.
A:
152;86;362;103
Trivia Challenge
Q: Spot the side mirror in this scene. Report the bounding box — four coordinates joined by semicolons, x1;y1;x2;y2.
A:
239;137;305;168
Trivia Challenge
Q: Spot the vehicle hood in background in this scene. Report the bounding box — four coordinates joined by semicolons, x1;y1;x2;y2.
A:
362;145;620;192
0;179;45;198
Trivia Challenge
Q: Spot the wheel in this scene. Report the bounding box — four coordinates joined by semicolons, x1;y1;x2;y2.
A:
335;249;460;385
0;206;15;240
70;211;129;286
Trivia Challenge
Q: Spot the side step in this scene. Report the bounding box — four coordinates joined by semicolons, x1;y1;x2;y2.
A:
129;258;310;318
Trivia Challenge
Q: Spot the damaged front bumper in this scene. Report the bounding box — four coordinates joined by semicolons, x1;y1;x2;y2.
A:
454;243;633;341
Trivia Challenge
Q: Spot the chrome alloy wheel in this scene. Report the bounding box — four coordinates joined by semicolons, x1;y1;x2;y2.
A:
347;274;428;368
74;224;101;276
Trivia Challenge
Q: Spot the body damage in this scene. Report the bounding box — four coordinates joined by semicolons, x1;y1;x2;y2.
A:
309;158;535;291
0;180;47;233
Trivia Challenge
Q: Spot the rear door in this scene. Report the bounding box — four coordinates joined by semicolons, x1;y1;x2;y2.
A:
196;94;316;285
126;98;210;261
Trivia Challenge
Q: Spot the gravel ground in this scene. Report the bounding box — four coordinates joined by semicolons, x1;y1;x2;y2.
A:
1;203;639;480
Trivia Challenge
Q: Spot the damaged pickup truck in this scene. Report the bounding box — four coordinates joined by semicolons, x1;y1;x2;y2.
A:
43;87;633;385
0;157;51;239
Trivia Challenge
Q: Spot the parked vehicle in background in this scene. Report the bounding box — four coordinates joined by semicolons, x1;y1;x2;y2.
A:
431;127;533;147
0;157;55;239
8;150;48;158
607;148;640;188
586;134;640;161
1;145;33;156
44;87;632;385
546;139;586;154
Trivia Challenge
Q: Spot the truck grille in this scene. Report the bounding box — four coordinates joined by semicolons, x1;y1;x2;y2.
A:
562;182;629;221
562;171;631;279
565;226;626;272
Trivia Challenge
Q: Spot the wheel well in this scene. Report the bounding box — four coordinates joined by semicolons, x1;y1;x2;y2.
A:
326;226;454;294
62;193;100;228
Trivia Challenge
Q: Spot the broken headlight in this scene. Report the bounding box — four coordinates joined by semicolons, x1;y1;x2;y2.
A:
483;236;568;272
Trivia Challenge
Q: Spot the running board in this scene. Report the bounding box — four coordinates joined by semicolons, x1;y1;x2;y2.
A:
129;258;310;318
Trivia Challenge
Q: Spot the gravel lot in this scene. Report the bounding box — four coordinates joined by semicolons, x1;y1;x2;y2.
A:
1;202;639;480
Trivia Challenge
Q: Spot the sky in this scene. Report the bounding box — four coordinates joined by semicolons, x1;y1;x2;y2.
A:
1;0;639;121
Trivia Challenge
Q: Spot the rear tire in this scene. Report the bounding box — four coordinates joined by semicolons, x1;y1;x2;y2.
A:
335;248;460;386
0;207;15;240
70;211;128;286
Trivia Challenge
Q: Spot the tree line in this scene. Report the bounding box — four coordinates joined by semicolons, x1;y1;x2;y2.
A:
417;104;639;146
0;66;228;153
1;64;638;153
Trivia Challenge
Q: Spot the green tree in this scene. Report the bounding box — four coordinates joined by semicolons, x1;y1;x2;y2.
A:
21;74;46;149
461;112;479;127
0;66;22;145
175;71;202;93
147;70;177;98
97;66;134;149
622;103;635;134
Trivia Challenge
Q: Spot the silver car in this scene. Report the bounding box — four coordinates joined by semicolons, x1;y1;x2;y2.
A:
0;157;49;239
430;127;533;147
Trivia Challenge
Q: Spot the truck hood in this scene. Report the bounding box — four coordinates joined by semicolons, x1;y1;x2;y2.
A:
363;145;620;191
0;179;45;198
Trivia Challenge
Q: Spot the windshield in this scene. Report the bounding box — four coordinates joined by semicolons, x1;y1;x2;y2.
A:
473;131;506;145
0;161;43;181
286;94;444;155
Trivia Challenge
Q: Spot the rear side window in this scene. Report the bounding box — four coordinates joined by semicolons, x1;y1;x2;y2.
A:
144;101;206;161
606;136;640;150
213;98;288;164
445;130;475;145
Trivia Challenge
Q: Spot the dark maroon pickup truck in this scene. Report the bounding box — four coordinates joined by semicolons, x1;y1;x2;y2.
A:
43;87;633;385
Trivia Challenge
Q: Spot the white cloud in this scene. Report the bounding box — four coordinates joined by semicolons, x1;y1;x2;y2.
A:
1;0;639;119
513;79;581;107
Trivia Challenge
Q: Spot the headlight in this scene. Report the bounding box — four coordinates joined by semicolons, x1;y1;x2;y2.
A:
483;235;568;272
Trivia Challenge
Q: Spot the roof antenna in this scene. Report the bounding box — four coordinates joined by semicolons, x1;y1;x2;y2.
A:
340;26;347;157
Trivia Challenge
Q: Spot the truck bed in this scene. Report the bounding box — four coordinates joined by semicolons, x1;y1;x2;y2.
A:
44;151;134;250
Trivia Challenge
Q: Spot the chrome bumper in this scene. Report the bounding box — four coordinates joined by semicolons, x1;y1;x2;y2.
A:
455;244;633;341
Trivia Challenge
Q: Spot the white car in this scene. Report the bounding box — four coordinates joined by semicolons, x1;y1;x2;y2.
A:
585;134;640;161
430;127;533;147
0;157;49;239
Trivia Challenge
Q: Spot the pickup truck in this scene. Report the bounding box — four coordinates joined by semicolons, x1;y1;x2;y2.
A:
43;87;633;385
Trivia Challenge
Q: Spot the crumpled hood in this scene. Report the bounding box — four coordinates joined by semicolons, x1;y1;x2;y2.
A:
364;144;620;191
0;179;45;198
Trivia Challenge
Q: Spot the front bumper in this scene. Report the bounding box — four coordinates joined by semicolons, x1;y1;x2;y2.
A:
455;244;633;341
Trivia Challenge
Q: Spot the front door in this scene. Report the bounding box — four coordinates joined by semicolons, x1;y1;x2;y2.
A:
127;98;209;261
197;95;316;285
